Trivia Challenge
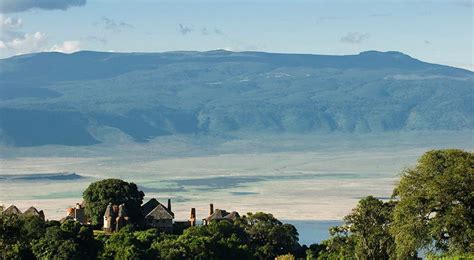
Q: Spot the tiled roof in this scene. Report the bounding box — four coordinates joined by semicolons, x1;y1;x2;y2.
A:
142;198;174;220
142;198;160;216
145;203;174;220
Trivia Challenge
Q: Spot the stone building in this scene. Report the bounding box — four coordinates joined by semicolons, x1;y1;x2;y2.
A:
103;203;117;233
62;202;87;224
115;204;129;231
202;203;240;225
141;198;174;233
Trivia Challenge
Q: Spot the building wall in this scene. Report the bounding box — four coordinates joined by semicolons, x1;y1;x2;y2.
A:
146;218;173;232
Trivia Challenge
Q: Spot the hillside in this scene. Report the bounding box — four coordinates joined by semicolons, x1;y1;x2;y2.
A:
0;50;472;146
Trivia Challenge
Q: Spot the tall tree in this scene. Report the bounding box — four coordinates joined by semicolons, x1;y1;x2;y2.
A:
345;196;396;259
239;212;300;259
82;179;145;226
391;149;474;258
319;196;396;259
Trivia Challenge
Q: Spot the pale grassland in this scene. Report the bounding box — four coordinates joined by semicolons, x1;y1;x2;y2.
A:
0;131;471;221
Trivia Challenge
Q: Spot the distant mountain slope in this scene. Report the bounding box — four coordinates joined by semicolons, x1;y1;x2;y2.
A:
0;50;472;146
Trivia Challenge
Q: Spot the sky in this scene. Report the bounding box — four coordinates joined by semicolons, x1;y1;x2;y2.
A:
0;0;472;70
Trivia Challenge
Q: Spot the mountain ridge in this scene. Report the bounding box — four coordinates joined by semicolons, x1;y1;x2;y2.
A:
0;50;472;146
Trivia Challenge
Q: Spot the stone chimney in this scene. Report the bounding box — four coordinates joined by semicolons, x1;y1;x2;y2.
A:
209;203;214;215
189;208;196;226
167;199;171;212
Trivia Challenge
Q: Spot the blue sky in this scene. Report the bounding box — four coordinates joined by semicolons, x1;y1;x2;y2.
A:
0;0;472;70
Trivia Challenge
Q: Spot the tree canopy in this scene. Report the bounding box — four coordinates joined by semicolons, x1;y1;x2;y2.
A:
32;220;98;260
391;149;474;258
82;178;145;226
318;196;396;259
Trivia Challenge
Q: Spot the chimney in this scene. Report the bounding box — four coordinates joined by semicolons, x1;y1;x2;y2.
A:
167;199;171;212
209;203;214;215
190;208;196;226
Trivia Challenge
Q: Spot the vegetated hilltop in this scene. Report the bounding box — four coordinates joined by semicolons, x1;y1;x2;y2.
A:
0;50;472;146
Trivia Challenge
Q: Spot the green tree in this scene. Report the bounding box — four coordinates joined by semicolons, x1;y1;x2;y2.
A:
32;226;82;260
101;225;149;259
151;221;251;260
318;225;356;259
31;220;98;260
345;196;396;259
239;212;300;259
83;178;145;226
391;149;474;258
304;243;326;260
319;196;396;259
0;213;46;259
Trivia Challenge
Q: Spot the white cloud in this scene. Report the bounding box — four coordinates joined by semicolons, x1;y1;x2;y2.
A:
2;31;47;54
0;15;22;29
49;40;80;53
0;30;80;56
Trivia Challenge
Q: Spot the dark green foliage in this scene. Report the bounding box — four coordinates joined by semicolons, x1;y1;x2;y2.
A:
152;221;251;260
319;196;396;259
82;178;145;226
345;196;396;258
391;149;474;258
237;212;300;259
0;213;45;259
32;220;99;259
101;225;151;259
318;224;356;259
304;243;326;259
146;213;300;260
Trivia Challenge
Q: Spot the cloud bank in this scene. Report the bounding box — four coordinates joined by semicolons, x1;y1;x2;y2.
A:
0;15;22;29
0;31;47;54
0;31;80;55
0;0;86;13
49;40;80;53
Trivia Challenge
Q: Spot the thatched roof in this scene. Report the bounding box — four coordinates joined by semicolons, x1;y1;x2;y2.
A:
23;206;45;220
23;206;40;216
223;211;240;221
204;209;240;222
3;205;21;215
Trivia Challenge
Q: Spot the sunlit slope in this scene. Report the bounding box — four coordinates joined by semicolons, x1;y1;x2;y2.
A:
0;50;472;146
